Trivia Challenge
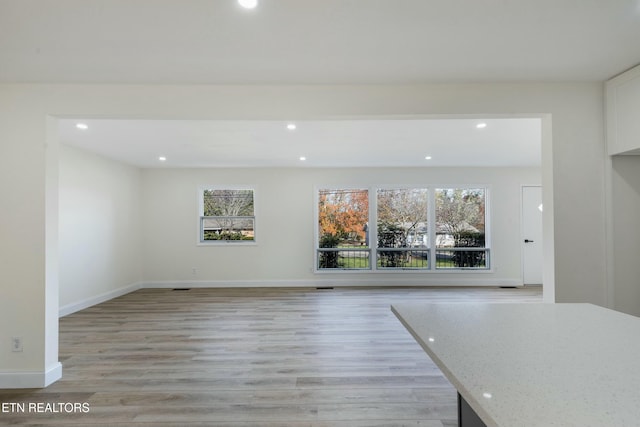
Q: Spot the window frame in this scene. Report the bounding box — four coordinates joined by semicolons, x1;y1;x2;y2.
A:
314;186;372;272
433;186;491;271
375;187;431;271
314;185;491;272
197;186;257;246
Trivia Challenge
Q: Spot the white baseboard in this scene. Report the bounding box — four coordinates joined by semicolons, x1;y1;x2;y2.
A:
142;278;522;288
59;282;143;317
0;362;62;389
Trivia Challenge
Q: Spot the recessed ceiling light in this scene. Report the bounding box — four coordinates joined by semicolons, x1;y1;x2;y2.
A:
425;156;432;160
76;123;88;130
476;123;487;129
287;123;297;131
238;0;258;9
299;156;306;161
158;156;167;162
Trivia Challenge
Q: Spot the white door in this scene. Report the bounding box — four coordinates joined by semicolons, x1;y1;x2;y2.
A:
522;186;543;285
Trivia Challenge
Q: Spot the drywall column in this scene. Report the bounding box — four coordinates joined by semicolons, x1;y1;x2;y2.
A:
610;157;640;316
0;90;61;387
606;64;640;316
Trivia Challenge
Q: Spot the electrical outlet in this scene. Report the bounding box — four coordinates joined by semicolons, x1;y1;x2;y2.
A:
11;337;23;352
192;267;197;275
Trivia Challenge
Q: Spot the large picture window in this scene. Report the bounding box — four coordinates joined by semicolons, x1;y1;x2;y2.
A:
199;188;255;243
435;188;487;269
317;188;370;269
315;186;489;272
376;188;429;269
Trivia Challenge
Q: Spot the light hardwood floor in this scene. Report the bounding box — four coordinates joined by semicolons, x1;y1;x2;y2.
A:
0;286;542;426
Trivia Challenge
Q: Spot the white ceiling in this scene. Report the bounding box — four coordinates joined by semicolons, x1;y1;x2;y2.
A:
1;0;639;84
7;1;637;168
58;118;541;168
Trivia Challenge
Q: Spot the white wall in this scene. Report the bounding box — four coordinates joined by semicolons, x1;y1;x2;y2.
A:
0;82;605;387
58;145;142;316
610;156;640;316
142;167;540;287
605;64;640;317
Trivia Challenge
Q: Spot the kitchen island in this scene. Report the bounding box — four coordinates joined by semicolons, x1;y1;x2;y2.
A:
391;302;640;427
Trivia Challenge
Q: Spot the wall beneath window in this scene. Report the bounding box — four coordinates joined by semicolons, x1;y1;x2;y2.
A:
58;145;143;315
141;166;540;287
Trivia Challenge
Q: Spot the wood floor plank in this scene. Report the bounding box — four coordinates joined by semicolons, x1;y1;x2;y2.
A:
0;286;541;425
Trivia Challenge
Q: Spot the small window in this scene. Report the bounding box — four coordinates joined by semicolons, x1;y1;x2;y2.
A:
200;188;255;243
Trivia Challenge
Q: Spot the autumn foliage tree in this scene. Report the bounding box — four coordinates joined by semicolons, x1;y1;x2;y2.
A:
318;189;369;246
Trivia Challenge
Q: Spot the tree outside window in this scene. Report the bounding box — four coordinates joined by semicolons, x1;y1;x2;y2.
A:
435;188;487;268
317;189;369;269
377;188;429;269
314;186;489;271
201;189;255;242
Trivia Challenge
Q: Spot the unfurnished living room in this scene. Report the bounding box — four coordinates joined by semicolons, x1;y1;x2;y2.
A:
1;1;640;426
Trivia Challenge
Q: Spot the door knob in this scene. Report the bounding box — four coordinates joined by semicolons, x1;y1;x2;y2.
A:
524;239;534;243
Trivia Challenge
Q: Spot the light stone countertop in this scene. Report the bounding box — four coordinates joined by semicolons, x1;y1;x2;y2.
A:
391;302;640;427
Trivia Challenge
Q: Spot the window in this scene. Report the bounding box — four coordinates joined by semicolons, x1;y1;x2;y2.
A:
435;188;488;269
315;186;490;272
376;188;429;269
317;188;369;269
199;188;255;243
